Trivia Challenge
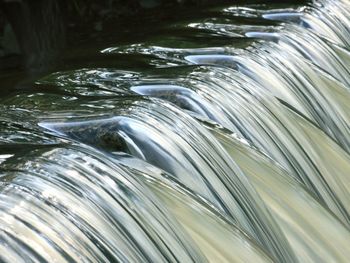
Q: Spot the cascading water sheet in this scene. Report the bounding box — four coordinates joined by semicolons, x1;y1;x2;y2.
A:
0;0;350;262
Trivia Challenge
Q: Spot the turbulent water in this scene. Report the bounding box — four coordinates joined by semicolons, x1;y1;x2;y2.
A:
0;0;350;262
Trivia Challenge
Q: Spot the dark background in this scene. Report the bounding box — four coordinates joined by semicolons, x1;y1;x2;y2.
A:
0;0;309;91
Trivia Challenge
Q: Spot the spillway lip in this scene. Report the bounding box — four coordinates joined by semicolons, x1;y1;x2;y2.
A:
245;32;280;42
262;12;302;22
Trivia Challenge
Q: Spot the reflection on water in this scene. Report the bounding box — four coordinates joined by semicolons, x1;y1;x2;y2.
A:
0;0;350;262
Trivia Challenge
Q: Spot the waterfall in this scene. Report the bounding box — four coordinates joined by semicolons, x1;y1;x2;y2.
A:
0;0;349;262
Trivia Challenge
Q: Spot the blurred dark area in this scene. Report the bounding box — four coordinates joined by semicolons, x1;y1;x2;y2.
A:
0;0;309;93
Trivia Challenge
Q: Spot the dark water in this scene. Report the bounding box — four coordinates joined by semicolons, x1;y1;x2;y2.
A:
0;0;349;262
0;1;307;91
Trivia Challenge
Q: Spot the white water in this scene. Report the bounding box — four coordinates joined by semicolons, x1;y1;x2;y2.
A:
0;0;349;262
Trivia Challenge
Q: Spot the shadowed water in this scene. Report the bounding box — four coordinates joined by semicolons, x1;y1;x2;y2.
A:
0;0;350;262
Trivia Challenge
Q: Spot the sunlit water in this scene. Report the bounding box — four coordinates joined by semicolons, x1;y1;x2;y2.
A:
0;0;350;262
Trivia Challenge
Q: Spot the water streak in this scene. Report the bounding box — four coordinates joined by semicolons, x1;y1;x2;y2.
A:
0;0;350;262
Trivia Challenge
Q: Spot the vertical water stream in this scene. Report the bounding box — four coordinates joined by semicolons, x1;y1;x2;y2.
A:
0;0;349;262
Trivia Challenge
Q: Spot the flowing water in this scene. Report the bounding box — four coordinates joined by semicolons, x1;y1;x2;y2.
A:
0;0;350;262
